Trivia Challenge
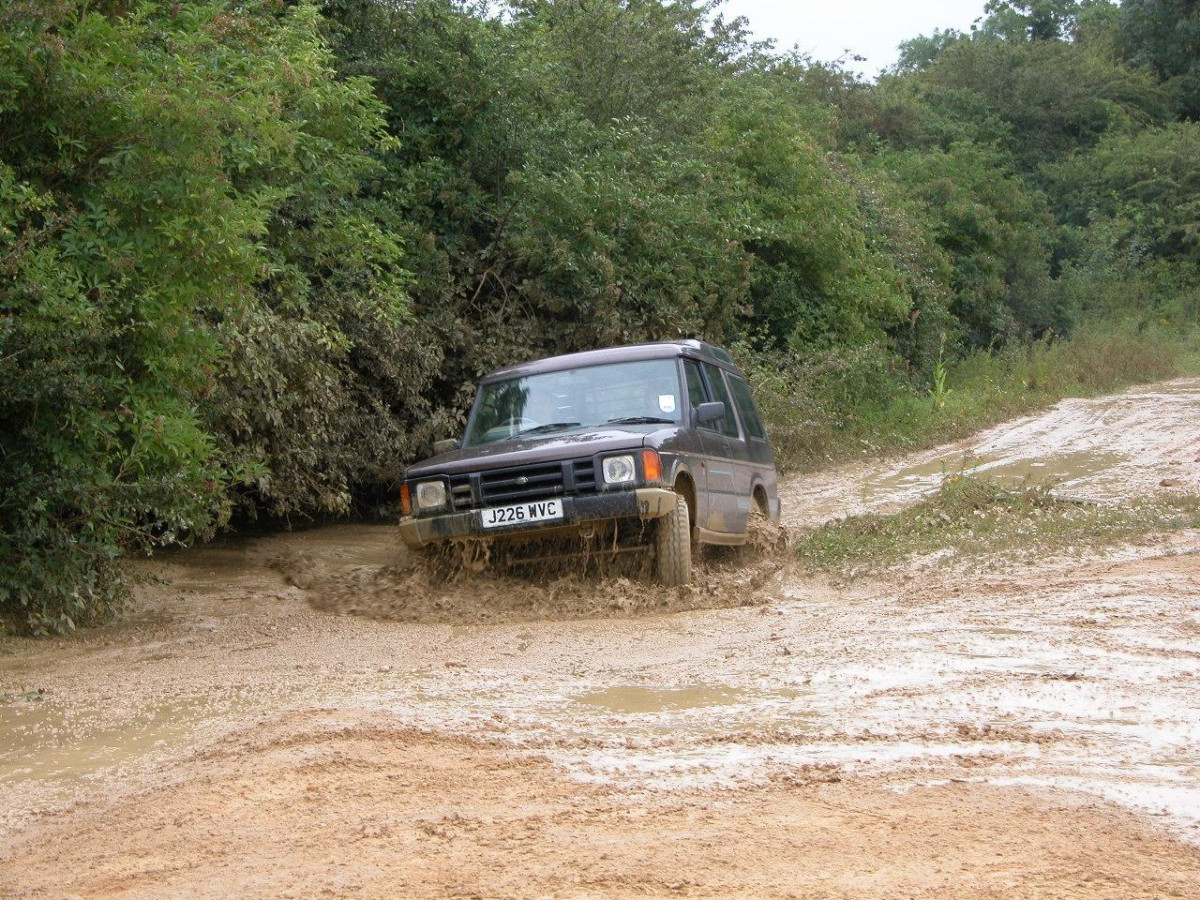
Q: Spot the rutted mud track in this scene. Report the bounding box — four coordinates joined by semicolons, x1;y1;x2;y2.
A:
3;379;1200;898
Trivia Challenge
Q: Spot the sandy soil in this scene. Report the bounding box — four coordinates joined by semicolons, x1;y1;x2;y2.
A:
2;378;1200;898
5;710;1200;900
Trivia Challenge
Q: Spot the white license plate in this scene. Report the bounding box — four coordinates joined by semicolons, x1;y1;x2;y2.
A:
480;499;564;529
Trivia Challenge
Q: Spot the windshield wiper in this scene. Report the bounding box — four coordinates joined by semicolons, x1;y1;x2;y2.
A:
515;422;582;436
604;416;674;425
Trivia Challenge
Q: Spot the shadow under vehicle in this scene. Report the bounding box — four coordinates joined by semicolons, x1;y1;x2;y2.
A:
399;340;781;585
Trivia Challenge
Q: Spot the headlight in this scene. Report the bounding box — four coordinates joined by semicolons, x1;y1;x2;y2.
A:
415;480;447;510
602;454;637;485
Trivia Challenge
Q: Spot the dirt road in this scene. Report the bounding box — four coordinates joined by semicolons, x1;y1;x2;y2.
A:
3;379;1200;898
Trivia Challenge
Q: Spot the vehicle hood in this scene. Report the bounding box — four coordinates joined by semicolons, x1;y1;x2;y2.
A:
405;426;665;479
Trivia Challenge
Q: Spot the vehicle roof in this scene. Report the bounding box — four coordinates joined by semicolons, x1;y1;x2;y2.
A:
480;339;743;384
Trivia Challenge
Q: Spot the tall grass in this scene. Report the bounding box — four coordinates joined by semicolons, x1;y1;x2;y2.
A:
750;319;1200;472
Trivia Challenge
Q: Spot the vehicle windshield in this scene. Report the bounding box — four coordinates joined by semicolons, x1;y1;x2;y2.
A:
464;358;683;446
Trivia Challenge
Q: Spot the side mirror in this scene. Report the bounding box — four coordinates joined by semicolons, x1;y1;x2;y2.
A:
695;401;725;425
432;438;460;456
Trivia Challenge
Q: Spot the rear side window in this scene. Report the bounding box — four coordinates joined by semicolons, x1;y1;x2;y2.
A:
728;375;767;440
701;363;739;438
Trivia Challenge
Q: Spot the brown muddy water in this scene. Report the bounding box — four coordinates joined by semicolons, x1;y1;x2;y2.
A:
2;379;1200;899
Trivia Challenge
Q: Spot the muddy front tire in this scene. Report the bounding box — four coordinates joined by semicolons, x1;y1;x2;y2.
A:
655;492;692;587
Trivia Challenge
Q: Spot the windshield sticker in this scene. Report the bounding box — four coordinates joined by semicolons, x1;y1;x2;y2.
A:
659;394;677;414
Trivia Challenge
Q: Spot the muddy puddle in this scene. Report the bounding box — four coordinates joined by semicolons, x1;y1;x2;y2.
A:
574;685;744;714
2;377;1200;884
0;695;241;785
136;523;405;619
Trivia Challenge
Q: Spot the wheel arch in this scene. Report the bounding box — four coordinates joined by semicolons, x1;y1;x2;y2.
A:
751;479;770;516
671;467;698;524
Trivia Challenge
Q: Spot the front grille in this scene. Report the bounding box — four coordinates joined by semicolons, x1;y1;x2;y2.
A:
448;459;598;510
449;474;472;510
482;461;565;504
570;458;596;493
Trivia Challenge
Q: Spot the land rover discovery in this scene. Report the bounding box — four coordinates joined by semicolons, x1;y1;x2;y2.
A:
398;340;781;586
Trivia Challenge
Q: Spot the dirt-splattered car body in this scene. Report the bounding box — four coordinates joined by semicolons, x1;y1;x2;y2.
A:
398;340;780;584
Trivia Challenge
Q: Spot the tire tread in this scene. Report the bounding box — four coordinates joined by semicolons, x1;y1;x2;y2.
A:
655;491;692;587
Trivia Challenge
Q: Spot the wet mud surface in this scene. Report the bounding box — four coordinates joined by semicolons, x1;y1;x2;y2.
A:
779;377;1200;529
3;379;1200;898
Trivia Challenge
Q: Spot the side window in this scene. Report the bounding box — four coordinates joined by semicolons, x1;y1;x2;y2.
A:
702;363;739;438
728;375;767;440
683;360;708;418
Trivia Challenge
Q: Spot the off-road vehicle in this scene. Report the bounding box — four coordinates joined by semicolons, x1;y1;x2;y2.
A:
399;340;781;585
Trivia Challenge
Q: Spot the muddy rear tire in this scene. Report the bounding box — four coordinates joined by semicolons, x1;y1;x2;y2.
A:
655;492;692;587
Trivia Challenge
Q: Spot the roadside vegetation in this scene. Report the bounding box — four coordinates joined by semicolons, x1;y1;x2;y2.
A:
751;320;1200;470
796;476;1200;576
3;0;1199;632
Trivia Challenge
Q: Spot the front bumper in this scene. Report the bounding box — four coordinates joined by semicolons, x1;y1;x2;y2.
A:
399;487;677;549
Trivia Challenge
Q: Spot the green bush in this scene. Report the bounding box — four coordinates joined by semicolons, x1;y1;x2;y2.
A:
748;318;1200;474
0;1;405;633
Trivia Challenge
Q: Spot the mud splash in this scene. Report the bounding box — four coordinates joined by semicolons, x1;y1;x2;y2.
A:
297;532;792;626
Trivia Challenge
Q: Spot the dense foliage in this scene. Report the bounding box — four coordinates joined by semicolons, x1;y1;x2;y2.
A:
0;0;405;631
3;0;1198;632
